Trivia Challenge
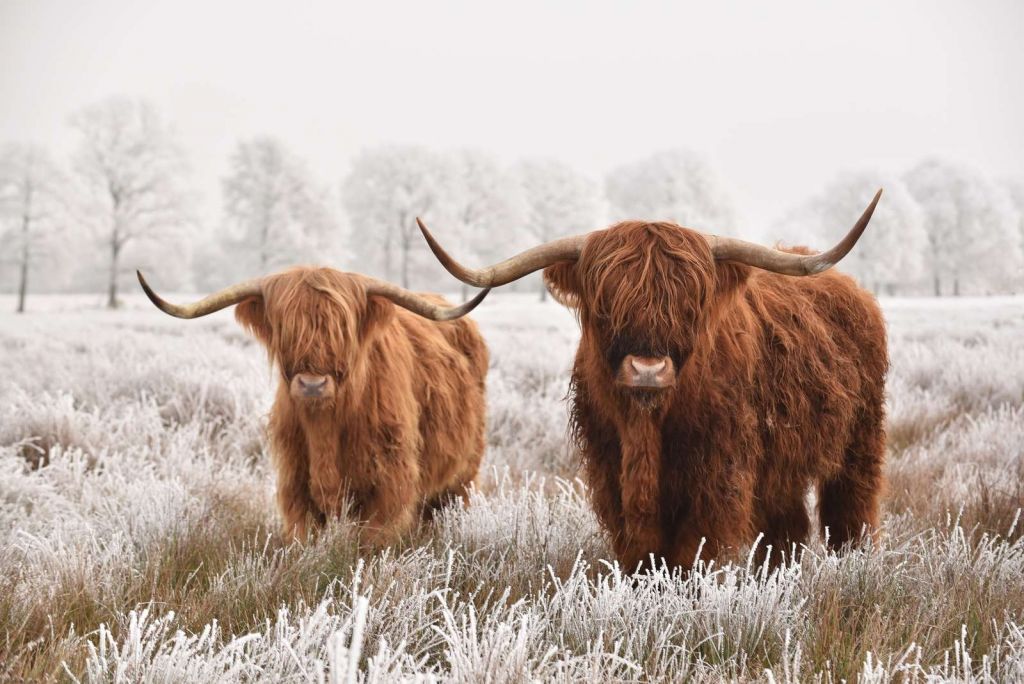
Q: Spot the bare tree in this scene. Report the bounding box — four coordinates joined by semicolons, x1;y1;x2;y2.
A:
0;144;68;312
905;159;1023;296
448;150;527;297
222;137;342;275
605;149;736;228
772;171;927;295
1002;178;1024;292
71;97;193;308
513;158;603;300
342;146;457;288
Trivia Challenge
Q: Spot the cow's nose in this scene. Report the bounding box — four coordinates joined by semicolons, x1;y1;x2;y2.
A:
297;374;328;397
618;355;676;389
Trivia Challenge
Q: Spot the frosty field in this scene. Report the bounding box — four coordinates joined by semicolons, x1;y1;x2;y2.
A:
1;293;1023;682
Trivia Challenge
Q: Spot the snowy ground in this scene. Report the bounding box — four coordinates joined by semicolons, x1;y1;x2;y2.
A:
1;292;1023;682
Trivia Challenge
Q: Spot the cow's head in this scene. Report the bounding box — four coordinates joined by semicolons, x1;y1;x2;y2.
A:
418;190;881;404
138;266;488;407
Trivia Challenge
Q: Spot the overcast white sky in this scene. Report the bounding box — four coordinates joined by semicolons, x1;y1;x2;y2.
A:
2;0;1023;231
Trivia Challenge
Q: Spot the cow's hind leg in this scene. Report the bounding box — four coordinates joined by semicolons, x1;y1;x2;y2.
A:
818;410;885;551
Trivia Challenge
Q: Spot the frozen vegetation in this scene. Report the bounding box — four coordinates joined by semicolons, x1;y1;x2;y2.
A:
1;293;1023;682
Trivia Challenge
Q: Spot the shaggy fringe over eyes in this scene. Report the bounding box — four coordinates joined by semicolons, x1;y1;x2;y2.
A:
257;268;370;375
579;223;717;346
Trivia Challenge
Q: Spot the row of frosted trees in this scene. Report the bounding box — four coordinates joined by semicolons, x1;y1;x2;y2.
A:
2;97;1023;311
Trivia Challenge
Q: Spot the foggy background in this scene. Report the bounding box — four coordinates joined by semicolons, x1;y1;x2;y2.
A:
2;0;1023;309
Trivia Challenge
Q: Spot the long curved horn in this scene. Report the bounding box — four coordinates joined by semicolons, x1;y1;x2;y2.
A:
707;189;882;276
363;276;490;321
137;270;262;318
417;218;587;287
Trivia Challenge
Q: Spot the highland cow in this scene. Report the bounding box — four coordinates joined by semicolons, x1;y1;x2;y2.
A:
419;190;887;570
138;266;489;546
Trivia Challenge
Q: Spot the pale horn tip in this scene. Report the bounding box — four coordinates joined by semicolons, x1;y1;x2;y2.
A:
137;270;173;315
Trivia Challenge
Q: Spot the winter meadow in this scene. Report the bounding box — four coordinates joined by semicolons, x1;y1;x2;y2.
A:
2;291;1024;681
4;2;1024;682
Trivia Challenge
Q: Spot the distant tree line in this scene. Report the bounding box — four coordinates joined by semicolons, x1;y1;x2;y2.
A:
2;97;1023;311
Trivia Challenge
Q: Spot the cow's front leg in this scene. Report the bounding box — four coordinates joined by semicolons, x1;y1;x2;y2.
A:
358;491;418;548
616;420;665;571
269;407;324;542
357;435;421;548
280;477;325;543
667;481;755;571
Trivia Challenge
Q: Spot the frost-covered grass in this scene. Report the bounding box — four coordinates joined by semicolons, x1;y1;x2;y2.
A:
1;292;1023;682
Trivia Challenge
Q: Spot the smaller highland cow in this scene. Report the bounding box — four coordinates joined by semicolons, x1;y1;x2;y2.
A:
139;267;489;546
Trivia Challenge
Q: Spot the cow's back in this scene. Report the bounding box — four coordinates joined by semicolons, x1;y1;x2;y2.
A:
393;296;488;499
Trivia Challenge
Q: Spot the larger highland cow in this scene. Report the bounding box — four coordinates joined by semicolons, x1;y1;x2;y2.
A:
419;191;887;570
139;267;489;546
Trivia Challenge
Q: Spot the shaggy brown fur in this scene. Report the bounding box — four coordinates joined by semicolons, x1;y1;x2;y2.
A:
234;267;488;546
543;222;888;570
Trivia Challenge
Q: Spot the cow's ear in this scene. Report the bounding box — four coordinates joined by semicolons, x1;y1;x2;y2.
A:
362;295;395;337
543;261;582;308
235;297;271;345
